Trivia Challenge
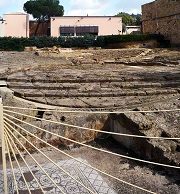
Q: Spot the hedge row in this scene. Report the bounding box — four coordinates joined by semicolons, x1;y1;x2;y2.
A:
0;34;165;51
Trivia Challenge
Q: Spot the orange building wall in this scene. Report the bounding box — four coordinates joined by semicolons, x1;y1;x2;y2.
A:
4;13;29;37
0;22;5;37
50;16;122;37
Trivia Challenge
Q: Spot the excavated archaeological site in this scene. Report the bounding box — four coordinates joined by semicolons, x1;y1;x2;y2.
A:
0;48;179;193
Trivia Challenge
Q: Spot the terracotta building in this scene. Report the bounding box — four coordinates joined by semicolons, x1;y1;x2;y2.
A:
0;22;4;37
142;0;180;46
50;16;122;37
0;14;122;37
3;12;29;37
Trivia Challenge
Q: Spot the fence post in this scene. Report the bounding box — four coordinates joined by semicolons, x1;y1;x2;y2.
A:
0;98;8;194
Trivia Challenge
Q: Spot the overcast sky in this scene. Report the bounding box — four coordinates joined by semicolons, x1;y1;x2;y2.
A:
0;0;153;17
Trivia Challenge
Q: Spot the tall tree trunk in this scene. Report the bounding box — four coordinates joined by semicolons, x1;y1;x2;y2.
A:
34;19;41;36
44;20;50;36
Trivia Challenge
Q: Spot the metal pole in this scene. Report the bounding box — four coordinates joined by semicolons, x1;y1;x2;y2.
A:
0;98;8;194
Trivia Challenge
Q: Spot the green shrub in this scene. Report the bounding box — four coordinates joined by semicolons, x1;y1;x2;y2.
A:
0;34;165;51
97;34;165;45
0;37;25;51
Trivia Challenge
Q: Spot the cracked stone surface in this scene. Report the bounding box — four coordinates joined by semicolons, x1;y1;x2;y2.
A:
0;158;116;194
2;48;179;109
1;147;179;194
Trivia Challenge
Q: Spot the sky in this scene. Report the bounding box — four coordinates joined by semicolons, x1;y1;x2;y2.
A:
0;0;153;17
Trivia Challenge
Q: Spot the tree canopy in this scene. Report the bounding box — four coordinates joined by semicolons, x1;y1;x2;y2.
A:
24;0;64;21
24;0;64;36
116;12;141;26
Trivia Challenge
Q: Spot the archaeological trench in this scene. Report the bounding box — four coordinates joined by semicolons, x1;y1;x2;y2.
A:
0;47;179;193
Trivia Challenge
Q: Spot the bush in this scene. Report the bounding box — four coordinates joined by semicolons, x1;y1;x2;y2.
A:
96;34;165;46
0;34;165;51
59;35;96;48
0;37;25;51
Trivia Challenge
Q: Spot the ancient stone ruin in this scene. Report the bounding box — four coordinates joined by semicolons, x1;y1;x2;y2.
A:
0;47;179;193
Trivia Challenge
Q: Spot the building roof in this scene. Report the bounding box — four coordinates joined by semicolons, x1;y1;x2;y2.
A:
4;12;28;15
51;16;122;18
126;26;141;28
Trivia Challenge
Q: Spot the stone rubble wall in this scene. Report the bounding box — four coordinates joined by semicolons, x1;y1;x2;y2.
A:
0;86;109;151
110;111;180;166
142;0;180;46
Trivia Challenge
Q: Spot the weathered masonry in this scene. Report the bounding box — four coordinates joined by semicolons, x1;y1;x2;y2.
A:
142;0;180;46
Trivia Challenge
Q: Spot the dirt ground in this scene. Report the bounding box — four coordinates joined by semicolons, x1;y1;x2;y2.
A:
0;48;180;194
2;48;180;109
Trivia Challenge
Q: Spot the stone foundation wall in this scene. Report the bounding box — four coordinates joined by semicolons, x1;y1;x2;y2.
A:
106;40;159;49
142;0;180;46
0;87;109;150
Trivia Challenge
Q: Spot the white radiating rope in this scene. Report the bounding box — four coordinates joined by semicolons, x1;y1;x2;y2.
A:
3;105;180;114
4;114;180;170
5;124;66;194
5;133;32;194
4;117;157;194
4;121;97;194
4;129;45;194
3;109;180;140
4;136;19;194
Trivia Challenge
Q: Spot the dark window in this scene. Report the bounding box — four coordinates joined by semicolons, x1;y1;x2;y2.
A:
60;26;99;36
76;26;99;36
60;26;75;36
